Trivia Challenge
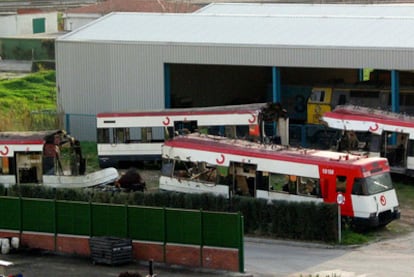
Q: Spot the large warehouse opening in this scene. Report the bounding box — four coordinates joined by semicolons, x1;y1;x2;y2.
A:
168;64;272;108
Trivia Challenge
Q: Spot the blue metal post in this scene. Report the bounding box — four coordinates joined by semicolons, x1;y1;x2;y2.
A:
391;70;400;145
391;70;400;113
272;67;281;136
358;69;364;82
65;114;70;133
272;67;281;103
164;64;171;108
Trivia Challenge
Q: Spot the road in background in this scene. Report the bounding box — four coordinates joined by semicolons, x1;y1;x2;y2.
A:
245;233;414;277
2;233;414;277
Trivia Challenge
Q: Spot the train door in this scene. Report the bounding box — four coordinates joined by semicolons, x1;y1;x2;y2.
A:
230;162;257;197
407;139;414;176
382;132;409;172
0;155;15;185
15;152;42;184
319;167;354;216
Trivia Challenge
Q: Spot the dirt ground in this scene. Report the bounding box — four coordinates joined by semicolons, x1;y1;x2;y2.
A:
0;248;246;277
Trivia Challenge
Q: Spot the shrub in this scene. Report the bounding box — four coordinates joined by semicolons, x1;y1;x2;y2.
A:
0;184;338;243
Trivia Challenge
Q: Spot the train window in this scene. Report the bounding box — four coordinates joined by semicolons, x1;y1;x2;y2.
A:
97;128;110;143
114;128;129;143
174;120;198;134
269;173;293;193
298;177;319;196
309;90;325;102
336;175;347;192
161;160;174;177
171;161;218;183
354;173;393;195
352;178;366;195
216;166;230;185
141;127;152;142
369;134;381;152
365;173;393;194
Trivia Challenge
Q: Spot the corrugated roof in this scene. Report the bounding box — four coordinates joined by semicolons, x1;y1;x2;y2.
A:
58;11;414;49
197;3;414;18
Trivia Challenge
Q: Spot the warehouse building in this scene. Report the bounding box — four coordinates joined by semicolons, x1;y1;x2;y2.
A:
56;3;414;140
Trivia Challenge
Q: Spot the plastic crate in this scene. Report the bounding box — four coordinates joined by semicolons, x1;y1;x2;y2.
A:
89;236;132;265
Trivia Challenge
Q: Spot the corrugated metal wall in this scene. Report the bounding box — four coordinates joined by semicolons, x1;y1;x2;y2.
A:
57;42;166;112
56;41;167;140
56;39;414;140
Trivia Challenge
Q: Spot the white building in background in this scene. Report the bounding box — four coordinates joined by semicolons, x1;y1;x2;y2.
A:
0;11;58;36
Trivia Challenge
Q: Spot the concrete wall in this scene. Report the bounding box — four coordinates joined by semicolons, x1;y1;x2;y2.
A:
63;13;100;31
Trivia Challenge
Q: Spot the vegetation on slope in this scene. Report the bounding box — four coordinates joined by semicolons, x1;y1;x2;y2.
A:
0;70;58;131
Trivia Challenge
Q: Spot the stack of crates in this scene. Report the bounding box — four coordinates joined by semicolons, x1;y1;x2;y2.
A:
89;236;133;265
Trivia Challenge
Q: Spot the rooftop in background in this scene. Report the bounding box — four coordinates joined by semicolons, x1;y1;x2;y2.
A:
65;0;202;14
58;10;414;49
0;0;97;12
197;2;414;17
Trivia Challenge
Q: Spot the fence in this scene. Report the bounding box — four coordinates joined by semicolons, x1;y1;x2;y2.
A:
0;196;244;272
65;113;96;141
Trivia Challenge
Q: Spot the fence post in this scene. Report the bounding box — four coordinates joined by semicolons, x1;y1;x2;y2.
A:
163;207;167;263
124;203;129;238
89;201;93;237
238;213;244;273
200;209;204;268
54;199;57;252
19;197;23;236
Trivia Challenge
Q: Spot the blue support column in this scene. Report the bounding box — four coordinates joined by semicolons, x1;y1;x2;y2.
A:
391;70;400;113
272;67;281;103
164;63;171;108
65;114;70;134
358;69;364;82
272;67;281;137
391;70;400;145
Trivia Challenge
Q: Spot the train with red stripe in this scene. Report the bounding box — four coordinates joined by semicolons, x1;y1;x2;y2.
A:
96;103;287;168
0;130;118;188
322;105;414;177
159;133;400;228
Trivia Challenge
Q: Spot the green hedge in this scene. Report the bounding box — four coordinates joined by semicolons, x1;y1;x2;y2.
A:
0;184;337;242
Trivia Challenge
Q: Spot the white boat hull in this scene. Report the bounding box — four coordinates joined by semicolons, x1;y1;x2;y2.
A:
0;168;119;189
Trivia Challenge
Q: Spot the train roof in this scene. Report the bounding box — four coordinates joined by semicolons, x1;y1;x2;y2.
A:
0;130;65;144
322;105;414;134
163;133;385;168
97;103;268;118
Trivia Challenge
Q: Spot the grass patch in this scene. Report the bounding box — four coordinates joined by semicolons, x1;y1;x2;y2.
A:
80;141;100;172
394;180;414;206
341;229;370;245
0;70;58;131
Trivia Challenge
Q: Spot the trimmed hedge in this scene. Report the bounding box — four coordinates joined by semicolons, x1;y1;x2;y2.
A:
0;184;337;242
